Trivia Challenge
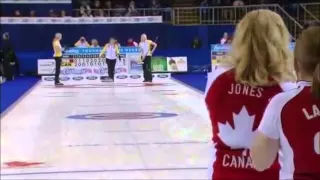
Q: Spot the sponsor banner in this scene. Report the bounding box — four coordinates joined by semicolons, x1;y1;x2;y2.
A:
151;56;167;72
38;61;113;76
210;45;231;71
63;47;140;56
210;44;237;72
37;59;55;74
129;57;143;74
40;47;151;84
210;43;296;71
38;47;135;75
167;57;187;72
1;16;162;24
59;66;108;76
151;56;188;72
211;44;232;53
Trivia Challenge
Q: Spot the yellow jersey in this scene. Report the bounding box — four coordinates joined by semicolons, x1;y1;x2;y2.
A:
99;43;119;59
53;40;62;57
139;40;153;56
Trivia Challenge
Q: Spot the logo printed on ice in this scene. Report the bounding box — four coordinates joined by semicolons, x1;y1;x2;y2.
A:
130;75;141;79
60;76;70;81
157;74;169;78
86;76;98;80
73;76;84;81
44;77;55;81
116;75;128;79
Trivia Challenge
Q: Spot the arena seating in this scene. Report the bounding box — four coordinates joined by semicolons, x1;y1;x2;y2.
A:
0;0;319;75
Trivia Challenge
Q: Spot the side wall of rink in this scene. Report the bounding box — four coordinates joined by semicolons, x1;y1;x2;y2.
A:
0;24;235;51
39;47;171;84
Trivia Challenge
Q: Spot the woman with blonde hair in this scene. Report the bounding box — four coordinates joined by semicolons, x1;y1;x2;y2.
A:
99;37;120;81
251;26;320;180
205;9;296;180
52;33;63;86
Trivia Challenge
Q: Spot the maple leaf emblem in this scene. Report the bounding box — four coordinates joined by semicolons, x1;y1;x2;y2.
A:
218;106;256;149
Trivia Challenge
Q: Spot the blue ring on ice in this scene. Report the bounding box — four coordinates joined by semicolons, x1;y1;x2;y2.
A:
67;112;177;120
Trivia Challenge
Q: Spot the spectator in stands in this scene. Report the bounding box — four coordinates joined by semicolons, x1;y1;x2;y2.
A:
191;36;202;49
104;0;112;16
80;6;86;16
222;0;233;21
125;0;139;16
150;0;160;15
114;4;125;17
127;38;138;47
211;0;222;6
30;10;36;17
130;0;138;12
129;0;136;8
233;0;244;6
93;0;103;17
80;2;92;17
105;0;112;9
233;0;245;20
94;9;105;17
94;0;101;9
220;32;229;44
201;0;209;7
125;6;139;16
60;10;66;17
75;37;90;48
91;39;100;47
200;0;209;18
14;10;21;17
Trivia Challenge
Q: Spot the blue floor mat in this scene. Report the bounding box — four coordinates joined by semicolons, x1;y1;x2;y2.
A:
0;77;39;114
172;73;207;93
